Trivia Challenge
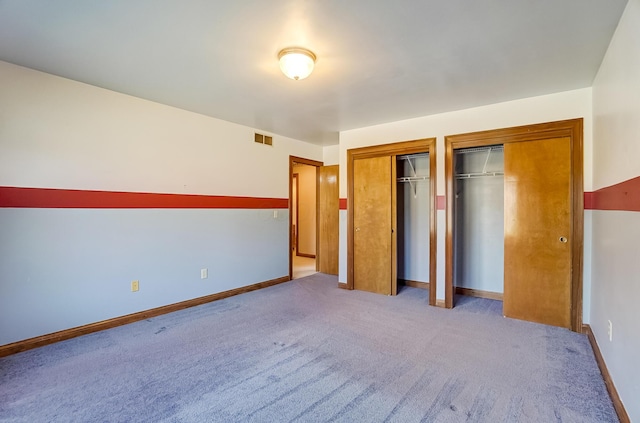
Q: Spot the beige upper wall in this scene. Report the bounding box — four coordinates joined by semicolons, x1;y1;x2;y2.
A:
322;145;339;166
0;61;323;197
339;88;593;198
593;0;640;189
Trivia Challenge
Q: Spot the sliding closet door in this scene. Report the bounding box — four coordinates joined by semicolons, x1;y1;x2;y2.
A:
353;156;392;295
503;137;572;328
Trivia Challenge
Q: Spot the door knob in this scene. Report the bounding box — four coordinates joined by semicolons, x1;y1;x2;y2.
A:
355;227;360;232
559;236;568;243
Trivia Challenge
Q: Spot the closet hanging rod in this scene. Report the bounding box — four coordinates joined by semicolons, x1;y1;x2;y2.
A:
397;176;429;182
455;172;504;179
397;153;429;160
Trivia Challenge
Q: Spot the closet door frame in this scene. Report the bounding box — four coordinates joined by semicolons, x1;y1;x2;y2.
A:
347;138;437;304
444;118;584;331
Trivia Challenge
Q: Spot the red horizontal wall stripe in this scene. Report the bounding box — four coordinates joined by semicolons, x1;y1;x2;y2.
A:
589;176;640;212
338;179;638;213
584;192;595;210
0;187;288;209
7;176;635;211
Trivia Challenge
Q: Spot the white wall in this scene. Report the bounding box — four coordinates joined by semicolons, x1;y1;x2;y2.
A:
339;88;593;318
591;0;640;419
0;61;323;345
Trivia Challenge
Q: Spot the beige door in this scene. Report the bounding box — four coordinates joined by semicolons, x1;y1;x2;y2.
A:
503;137;572;328
353;156;393;295
317;165;339;275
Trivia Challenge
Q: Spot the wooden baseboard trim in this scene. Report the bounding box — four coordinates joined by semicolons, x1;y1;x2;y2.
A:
337;282;349;290
455;287;504;301
0;275;290;358
435;299;446;308
582;324;630;423
296;252;316;259
399;279;430;290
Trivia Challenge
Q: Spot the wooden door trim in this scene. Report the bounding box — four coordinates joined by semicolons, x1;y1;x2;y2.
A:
428;145;437;306
444;118;584;331
289;156;323;280
391;157;398;296
347;138;437;305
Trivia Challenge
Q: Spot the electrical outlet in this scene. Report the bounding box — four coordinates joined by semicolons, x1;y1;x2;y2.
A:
201;268;208;279
607;320;613;342
131;280;139;292
273;210;278;219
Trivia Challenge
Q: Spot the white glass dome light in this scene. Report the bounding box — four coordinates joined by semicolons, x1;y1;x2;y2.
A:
278;48;316;80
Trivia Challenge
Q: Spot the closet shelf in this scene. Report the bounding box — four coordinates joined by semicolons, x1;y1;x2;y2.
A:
456;145;503;154
456;171;504;179
397;153;429;161
397;176;429;183
397;153;429;197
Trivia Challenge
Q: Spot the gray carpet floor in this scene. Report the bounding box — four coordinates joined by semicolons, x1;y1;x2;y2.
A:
0;273;617;422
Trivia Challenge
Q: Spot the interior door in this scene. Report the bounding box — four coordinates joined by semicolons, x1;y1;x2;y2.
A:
292;174;298;251
503;137;572;328
317;165;339;275
354;156;392;294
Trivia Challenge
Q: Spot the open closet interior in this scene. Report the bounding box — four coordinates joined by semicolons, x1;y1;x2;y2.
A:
453;145;504;299
396;153;430;289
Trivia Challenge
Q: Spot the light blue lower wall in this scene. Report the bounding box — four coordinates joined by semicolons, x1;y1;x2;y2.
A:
582;210;592;324
0;208;289;345
590;209;640;420
338;210;347;283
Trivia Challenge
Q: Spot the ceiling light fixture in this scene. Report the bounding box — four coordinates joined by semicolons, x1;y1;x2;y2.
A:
278;47;316;80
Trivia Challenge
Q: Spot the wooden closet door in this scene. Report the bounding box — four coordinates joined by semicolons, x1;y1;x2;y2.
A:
353;156;392;295
503;137;572;328
317;165;339;275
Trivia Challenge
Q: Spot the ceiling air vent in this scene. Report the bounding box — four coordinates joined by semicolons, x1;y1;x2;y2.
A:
254;133;273;146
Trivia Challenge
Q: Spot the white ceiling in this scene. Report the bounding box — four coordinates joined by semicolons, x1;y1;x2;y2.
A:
0;1;628;145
